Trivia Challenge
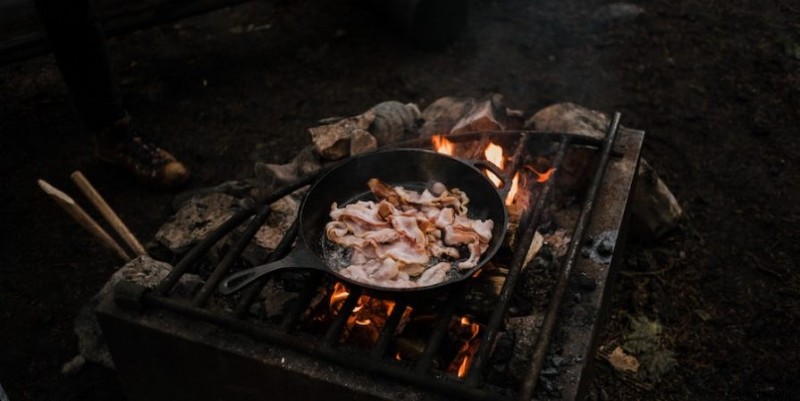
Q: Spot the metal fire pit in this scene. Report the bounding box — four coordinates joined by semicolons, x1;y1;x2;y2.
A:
97;114;643;401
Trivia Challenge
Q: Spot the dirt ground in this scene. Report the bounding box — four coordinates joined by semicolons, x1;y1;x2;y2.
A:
1;0;798;400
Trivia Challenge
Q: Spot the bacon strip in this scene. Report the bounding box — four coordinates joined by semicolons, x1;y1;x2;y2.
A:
327;179;495;288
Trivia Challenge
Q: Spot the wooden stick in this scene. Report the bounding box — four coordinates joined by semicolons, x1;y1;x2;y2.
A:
37;179;131;262
70;171;148;256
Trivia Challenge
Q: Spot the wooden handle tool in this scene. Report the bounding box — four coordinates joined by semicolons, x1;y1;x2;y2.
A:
37;179;132;262
70;171;148;256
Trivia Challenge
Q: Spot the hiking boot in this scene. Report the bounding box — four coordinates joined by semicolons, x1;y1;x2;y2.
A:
94;119;190;188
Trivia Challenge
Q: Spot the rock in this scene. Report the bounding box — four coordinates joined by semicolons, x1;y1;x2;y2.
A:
260;278;299;319
350;129;378;155
73;256;202;369
243;195;300;264
155;193;250;254
369;101;422;145
60;355;85;376
597;237;615;256
525;102;611;140
506;314;545;382
631;159;683;241
309;110;376;160
528;103;682;240
171;179;262;210
419;96;477;137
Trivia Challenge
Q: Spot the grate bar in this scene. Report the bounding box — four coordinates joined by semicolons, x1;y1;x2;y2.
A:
518;112;622;401
137;292;510;401
370;300;409;359
278;273;324;331
192;205;272;307
156;170;322;296
234;219;301;318
413;287;466;374
325;287;363;346
155;207;255;295
464;138;570;386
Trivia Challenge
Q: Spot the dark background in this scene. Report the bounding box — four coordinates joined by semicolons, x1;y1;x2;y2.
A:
1;0;798;400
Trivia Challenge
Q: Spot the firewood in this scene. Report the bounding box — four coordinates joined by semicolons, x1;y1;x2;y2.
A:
309;110;375;161
450;94;507;136
419;97;476;137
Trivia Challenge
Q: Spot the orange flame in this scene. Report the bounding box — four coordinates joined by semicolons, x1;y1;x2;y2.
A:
483;143;505;187
327;282;411;346
458;355;471;378
329;282;350;308
506;172;520;206
432;135;455;156
450;315;482;378
526;166;556;183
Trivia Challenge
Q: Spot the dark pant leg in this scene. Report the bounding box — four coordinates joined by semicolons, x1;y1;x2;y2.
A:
34;0;125;130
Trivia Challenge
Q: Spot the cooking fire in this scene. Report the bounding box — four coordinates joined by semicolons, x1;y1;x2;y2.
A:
95;102;645;401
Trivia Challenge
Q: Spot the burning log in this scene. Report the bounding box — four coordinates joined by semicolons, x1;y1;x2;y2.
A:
419;94;508;138
450;94;507;136
310;111;376;161
310;101;422;161
419;96;476;137
527;102;683;241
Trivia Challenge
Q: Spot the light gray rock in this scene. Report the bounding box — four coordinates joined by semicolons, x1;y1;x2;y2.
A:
525;102;611;139
155;193;250;254
369;101;422;145
242;195;300;264
528;102;683;241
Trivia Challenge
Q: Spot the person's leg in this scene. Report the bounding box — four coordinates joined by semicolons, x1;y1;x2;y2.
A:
34;0;190;188
34;0;124;130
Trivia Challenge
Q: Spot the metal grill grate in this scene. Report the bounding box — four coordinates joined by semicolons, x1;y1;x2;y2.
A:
113;113;622;401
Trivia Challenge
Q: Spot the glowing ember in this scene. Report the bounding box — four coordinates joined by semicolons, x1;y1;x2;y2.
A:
526;166;557;183
431;135;455;156
483;143;505;187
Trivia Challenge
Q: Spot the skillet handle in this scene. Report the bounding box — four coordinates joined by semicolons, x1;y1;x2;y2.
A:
218;245;325;295
470;159;511;200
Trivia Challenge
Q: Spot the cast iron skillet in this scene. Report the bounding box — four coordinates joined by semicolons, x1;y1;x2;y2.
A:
218;148;509;297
